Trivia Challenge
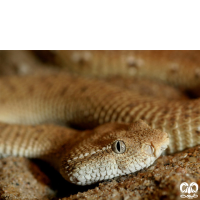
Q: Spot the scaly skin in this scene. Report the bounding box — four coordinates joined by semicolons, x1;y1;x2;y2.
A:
0;120;168;185
49;50;200;90
0;73;199;185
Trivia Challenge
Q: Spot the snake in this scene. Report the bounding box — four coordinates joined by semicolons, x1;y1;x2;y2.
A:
0;69;199;186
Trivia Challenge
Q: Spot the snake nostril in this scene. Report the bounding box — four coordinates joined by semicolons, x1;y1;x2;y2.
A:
143;144;154;156
161;145;167;151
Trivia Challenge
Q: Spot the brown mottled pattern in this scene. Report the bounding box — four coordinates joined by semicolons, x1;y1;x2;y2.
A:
52;50;200;90
0;73;199;185
0;73;199;153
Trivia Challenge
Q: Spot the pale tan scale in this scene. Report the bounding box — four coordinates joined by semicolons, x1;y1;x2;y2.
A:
144;105;160;127
134;102;152;120
102;97;123;119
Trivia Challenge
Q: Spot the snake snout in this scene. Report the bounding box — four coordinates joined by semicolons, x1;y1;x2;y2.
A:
160;144;168;151
155;138;169;157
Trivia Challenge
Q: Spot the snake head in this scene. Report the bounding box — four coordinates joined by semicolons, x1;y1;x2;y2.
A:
60;120;169;185
128;120;169;158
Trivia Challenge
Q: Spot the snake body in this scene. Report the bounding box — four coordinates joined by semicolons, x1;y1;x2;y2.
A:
52;50;200;91
0;72;199;185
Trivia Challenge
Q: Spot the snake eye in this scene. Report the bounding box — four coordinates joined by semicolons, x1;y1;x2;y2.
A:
112;140;126;154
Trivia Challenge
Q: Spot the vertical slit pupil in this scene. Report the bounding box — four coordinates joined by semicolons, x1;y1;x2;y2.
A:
117;141;120;152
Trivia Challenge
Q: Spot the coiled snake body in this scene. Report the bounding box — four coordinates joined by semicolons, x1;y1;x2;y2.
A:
0;72;199;185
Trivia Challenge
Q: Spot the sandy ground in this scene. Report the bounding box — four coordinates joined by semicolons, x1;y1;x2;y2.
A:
1;146;200;200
